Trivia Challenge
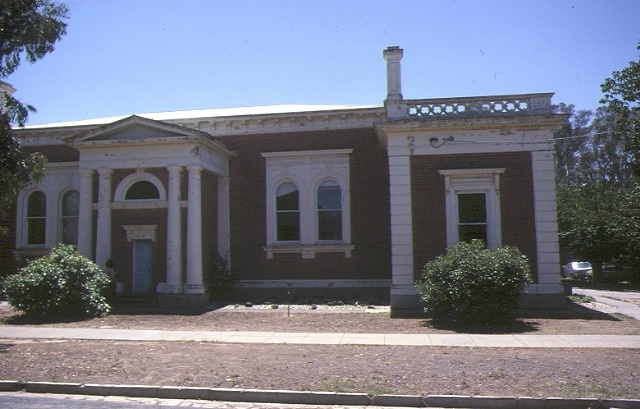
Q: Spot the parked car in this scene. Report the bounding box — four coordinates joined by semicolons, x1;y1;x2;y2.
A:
562;261;592;280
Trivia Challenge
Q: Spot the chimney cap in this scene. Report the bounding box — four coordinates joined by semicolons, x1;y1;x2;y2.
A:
383;46;403;61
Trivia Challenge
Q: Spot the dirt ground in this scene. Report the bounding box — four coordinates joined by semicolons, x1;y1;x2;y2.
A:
0;301;639;399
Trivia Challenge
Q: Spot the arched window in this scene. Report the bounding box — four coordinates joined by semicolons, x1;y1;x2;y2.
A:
26;191;46;245
276;182;299;241
125;181;160;200
60;190;79;244
317;180;342;241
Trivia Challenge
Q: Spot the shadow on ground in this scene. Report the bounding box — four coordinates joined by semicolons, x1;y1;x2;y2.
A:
421;318;540;334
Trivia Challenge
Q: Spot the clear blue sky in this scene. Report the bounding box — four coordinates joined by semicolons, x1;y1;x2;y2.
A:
7;0;640;126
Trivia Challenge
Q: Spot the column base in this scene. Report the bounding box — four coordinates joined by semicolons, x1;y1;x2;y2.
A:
156;283;184;294
156;283;210;309
157;292;210;309
185;284;207;294
390;293;424;318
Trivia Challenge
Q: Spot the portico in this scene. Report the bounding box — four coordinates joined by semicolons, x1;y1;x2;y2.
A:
66;115;233;307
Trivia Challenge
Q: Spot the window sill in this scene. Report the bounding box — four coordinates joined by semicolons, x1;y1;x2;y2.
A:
264;243;354;259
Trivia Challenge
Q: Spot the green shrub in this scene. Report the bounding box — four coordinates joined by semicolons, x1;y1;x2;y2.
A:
3;244;111;318
207;253;235;301
415;240;532;323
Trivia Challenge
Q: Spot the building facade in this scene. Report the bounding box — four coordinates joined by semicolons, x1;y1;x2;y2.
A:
3;47;566;315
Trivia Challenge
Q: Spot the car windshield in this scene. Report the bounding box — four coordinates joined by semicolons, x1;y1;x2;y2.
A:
575;262;592;269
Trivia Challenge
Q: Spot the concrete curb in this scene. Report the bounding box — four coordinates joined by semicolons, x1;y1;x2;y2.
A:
1;380;639;408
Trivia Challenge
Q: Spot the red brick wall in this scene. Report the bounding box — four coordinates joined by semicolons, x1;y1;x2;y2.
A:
411;152;538;282
201;171;219;284
220;128;391;282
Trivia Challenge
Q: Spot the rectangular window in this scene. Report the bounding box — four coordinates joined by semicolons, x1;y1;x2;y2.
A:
457;193;487;243
440;168;504;248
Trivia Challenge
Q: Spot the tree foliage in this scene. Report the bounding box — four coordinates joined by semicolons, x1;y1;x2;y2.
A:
553;104;633;187
556;182;638;281
0;0;68;235
554;44;640;282
600;42;640;178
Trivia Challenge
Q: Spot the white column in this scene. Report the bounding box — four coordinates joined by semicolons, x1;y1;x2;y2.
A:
165;165;183;288
77;169;94;258
186;165;205;292
95;168;113;270
217;176;230;268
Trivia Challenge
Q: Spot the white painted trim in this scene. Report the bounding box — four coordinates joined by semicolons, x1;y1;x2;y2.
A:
439;168;505;248
264;244;354;259
15;167;81;249
531;150;562;289
261;149;353;159
123;224;158;242
388;155;415;290
114;170;167;202
262;149;352;258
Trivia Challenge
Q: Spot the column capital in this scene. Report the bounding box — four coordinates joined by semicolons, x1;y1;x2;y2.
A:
186;164;203;173
80;168;95;176
97;167;113;176
167;165;184;174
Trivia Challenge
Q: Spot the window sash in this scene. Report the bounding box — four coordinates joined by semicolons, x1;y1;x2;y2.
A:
26;192;46;245
276;210;300;241
60;190;79;244
125;181;160;200
317;181;343;241
457;193;488;243
276;183;300;242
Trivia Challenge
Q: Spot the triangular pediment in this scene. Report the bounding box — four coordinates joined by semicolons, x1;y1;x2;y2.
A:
65;115;213;144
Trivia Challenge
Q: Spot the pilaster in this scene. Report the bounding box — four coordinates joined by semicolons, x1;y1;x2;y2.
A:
95;168;113;270
77;169;94;258
165;165;183;288
217;176;230;268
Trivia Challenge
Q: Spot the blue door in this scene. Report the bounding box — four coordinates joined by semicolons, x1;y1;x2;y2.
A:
133;239;153;294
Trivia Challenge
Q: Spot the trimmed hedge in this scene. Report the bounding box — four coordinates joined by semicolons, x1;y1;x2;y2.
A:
3;244;111;318
415;240;532;323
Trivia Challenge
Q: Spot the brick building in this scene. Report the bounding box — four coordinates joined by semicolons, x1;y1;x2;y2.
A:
3;47;566;316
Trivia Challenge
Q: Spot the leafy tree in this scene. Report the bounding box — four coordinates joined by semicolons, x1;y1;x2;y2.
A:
0;0;69;235
554;43;640;283
556;182;630;281
600;43;640;178
553;105;633;187
553;103;593;184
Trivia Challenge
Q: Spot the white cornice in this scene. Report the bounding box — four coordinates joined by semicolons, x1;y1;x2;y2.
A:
15;106;385;146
